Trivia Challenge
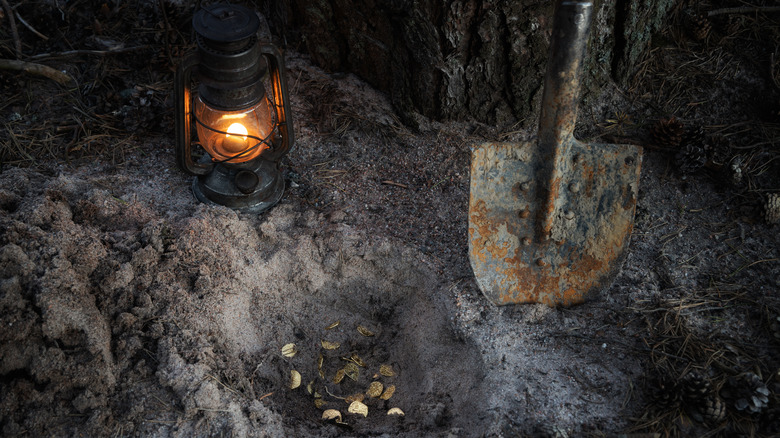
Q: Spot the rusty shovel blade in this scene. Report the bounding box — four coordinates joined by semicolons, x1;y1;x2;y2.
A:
468;1;642;306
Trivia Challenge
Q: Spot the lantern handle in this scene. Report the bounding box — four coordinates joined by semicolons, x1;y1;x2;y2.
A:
260;45;294;161
175;53;214;176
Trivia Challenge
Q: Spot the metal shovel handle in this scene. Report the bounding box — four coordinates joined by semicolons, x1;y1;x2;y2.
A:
536;1;593;241
538;1;592;148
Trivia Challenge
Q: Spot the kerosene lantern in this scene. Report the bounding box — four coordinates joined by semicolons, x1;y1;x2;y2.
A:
175;3;293;213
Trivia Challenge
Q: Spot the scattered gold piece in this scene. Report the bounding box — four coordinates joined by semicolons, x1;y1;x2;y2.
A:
387;407;405;416
380;364;396;377
314;391;322;399
333;368;346;384
356;325;375;337
319;368;326;379
325;320;340;330
314;399;327;409
348;400;369;417
350;352;367;368
281;343;297;358
345;393;365;404
317;354;324;370
344;362;359;381
321;340;340;350
290;370;301;389
307;381;314;395
322;409;342;421
367;381;383;398
379;384;396;400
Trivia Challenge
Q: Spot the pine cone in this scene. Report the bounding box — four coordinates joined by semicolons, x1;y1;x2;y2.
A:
721;372;770;415
651;117;685;149
764;194;780;225
676;143;707;174
728;156;746;186
682;126;706;147
683;370;713;401
688;12;712;41
687;393;726;425
649;375;682;410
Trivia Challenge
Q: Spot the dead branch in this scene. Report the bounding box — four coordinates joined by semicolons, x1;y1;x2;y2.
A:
0;0;21;58
28;46;151;61
708;6;780;17
15;11;49;41
0;59;76;87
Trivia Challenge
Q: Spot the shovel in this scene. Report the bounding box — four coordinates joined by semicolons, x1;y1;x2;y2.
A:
468;1;642;307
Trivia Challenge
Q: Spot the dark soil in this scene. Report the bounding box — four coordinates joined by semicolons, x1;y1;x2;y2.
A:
1;1;780;437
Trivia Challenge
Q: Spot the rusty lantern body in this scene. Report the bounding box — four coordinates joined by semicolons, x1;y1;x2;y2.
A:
175;3;293;213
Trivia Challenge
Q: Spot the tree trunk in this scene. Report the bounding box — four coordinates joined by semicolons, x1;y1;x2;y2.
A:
266;0;676;127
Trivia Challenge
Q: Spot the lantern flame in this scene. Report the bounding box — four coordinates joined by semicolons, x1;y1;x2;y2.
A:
226;123;248;138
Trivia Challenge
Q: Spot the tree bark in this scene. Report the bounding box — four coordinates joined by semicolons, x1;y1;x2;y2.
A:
267;0;676;127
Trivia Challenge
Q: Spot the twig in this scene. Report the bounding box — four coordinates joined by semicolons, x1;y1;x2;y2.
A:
0;0;21;58
15;11;48;40
381;180;408;189
708;6;780;17
0;59;76;87
28;46;151;61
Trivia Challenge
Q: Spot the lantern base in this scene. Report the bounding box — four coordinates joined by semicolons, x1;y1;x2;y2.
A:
192;156;284;214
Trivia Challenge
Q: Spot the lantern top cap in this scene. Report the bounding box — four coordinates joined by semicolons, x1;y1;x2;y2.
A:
193;3;259;43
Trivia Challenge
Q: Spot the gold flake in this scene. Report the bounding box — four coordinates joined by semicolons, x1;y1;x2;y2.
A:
350;352;367;368
380;385;395;400
314;399;327;409
290;370;301;389
348;400;368;417
322;409;342;421
345;393;365;404
387;407;404;416
367;381;383;398
333;368;346;384
356;325;375;337
325;320;341;330
281;343;297;358
321;340;340;350
344;362;359;381
380;364;396;377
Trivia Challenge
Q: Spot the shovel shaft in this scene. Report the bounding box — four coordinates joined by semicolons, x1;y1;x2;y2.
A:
537;1;593;241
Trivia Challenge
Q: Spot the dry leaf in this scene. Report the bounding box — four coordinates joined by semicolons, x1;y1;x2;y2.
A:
317;354;324;370
281;343;297;358
348;400;369;417
319;368;326;379
345;393;365;404
356;325;375;337
387;407;405;416
307;381;314;394
289;370;301;389
321;340;340;350
333;368;346;384
344;362;359;381
314;399;327;409
380;364;395;377
325;320;340;330
322;409;342;421
367;381;383;398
